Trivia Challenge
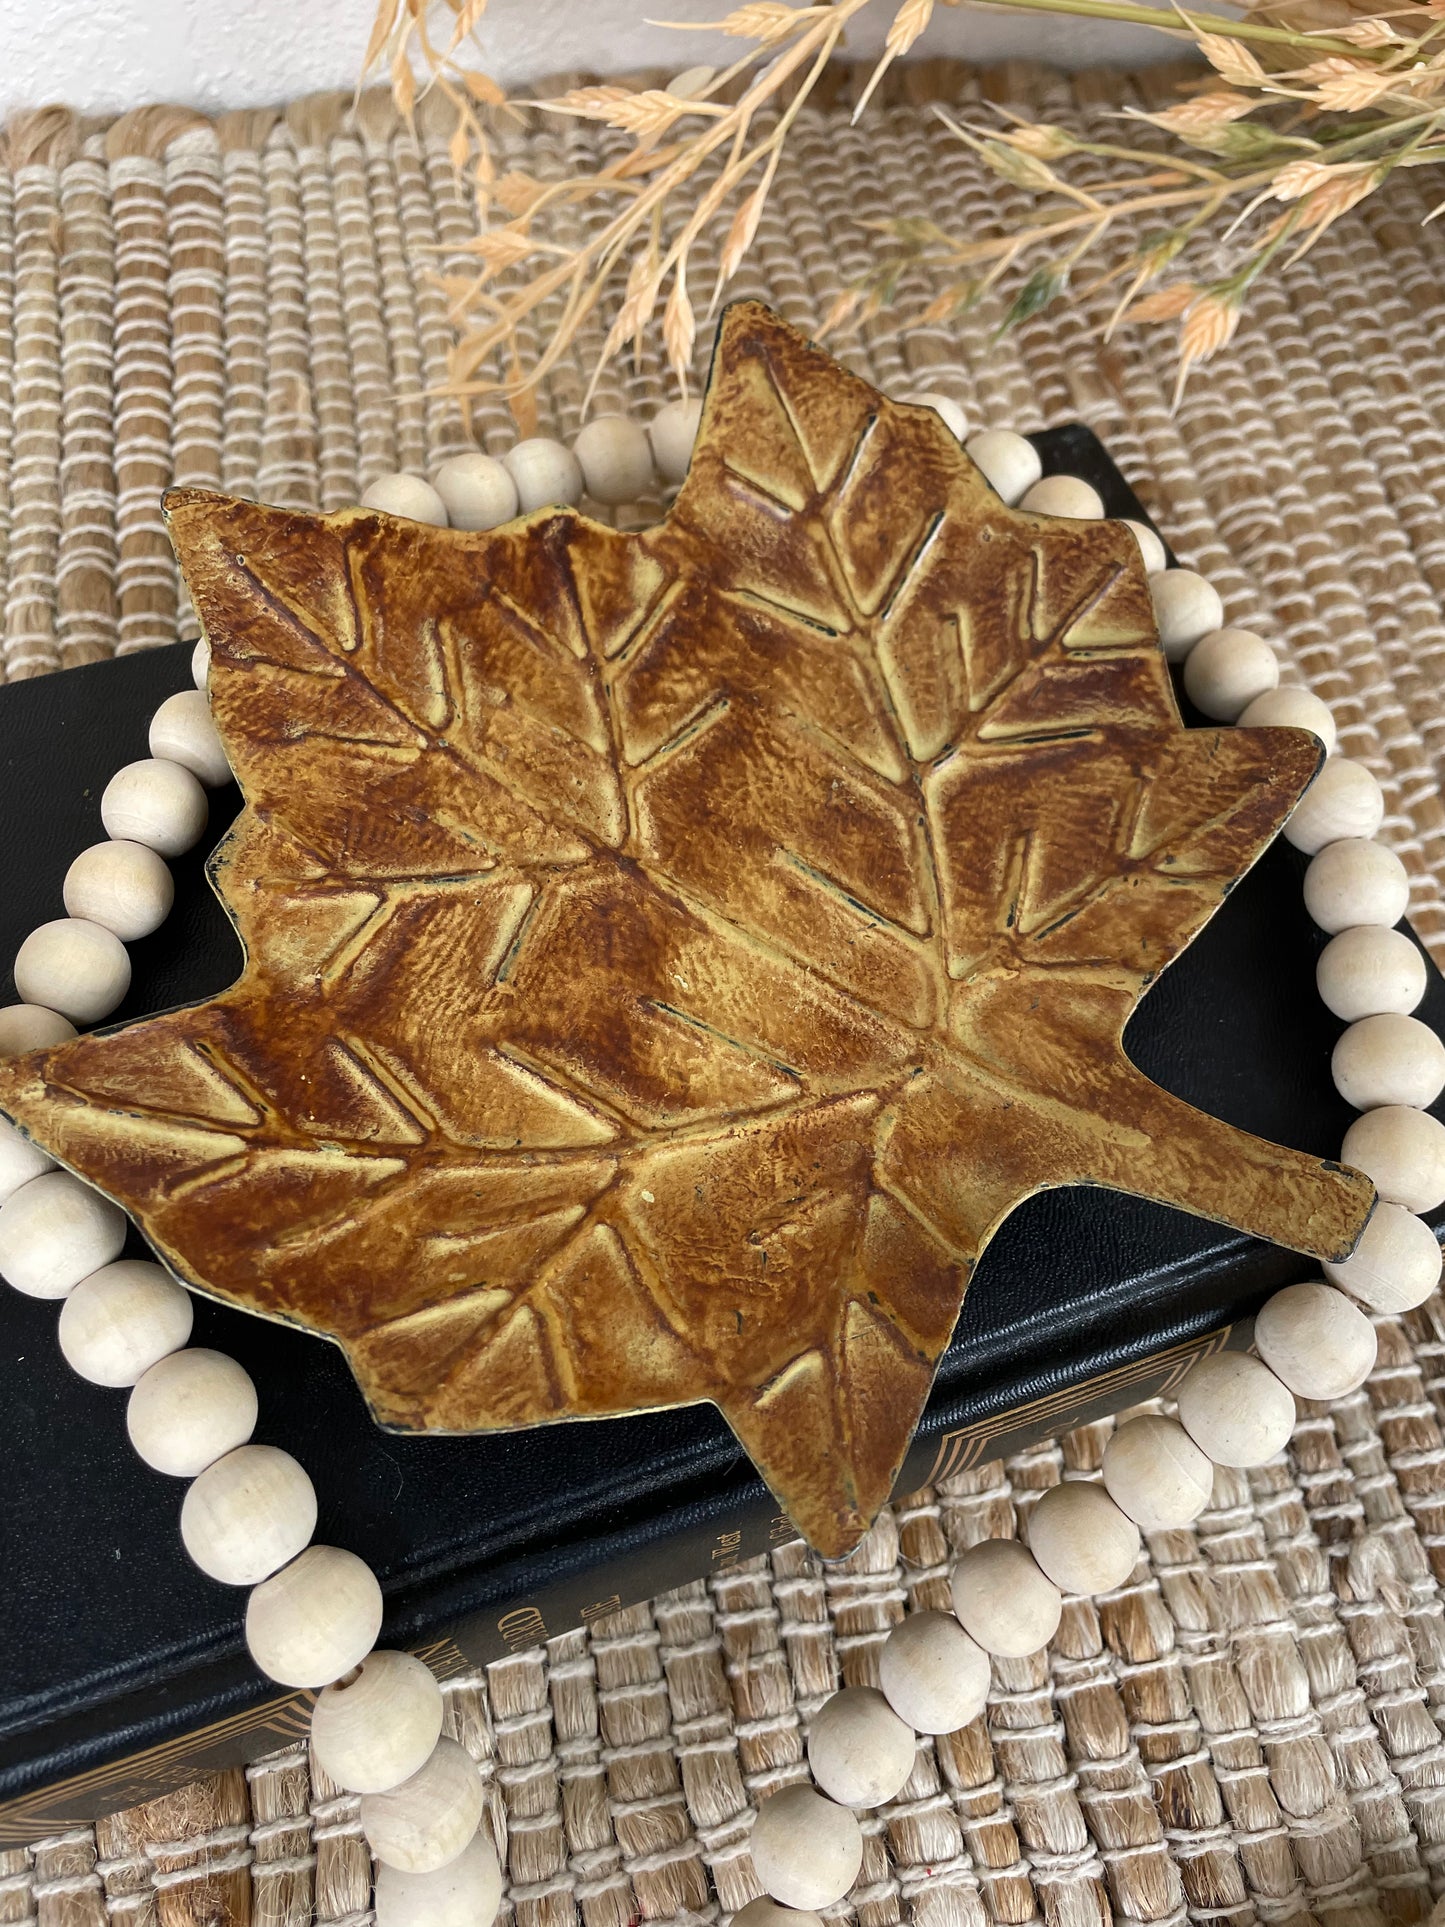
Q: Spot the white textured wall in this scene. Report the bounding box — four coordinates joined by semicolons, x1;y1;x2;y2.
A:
1;0;1188;121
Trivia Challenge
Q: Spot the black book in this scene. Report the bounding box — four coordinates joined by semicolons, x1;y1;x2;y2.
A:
3;428;1441;1841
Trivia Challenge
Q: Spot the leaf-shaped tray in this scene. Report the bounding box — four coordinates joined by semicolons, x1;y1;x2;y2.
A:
0;302;1372;1559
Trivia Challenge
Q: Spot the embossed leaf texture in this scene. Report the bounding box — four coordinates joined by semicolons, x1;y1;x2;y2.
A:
0;303;1373;1559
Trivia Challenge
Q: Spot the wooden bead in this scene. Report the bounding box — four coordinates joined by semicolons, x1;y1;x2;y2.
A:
360;473;448;526
1322;1200;1442;1313
191;637;210;689
312;1650;445;1794
1342;1105;1445;1214
878;1610;990;1734
246;1544;384;1688
1182;627;1279;722
1019;473;1104;520
1333;1012;1445;1111
58;1259;193;1386
0;1003;76;1057
730;1902;823;1927
0;1117;55;1204
181;1444;318;1585
573;415;655;506
749;1784;863;1910
1123;519;1166;575
964;428;1040;506
1254;1281;1377;1399
0;1170;128;1299
432;452;518;531
101;758;209;857
648;398;703;485
14;917;130;1024
373;1833;503;1927
1303;839;1409;935
149;689;232;788
64;840;175;942
127;1347;258;1475
1282;756;1383;855
361;1736;484;1873
1102;1415;1214;1529
1317;925;1426;1021
907;390;967;439
503;438;583;513
1149;570;1225;663
806;1686;915;1808
950;1537;1061;1657
1177;1351;1295;1466
1026;1480;1141;1593
1237;684;1337;755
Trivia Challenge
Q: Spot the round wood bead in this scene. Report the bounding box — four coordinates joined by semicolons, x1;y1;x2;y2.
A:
1149;569;1225;663
360;473;448;526
1282;756;1384;855
1102;1415;1214;1530
503;437;583;513
908;390;967;439
730;1902;823;1927
0;1117;54;1204
1237;684;1337;755
63;840;175;942
1342;1105;1445;1214
127;1348;258;1475
1317;925;1426;1022
0;1003;76;1057
1182;627;1279;722
432;452;518;531
1026;1480;1141;1593
361;1736;485;1873
1303;839;1409;936
1019;473;1104;520
0;1170;128;1299
149;689;232;789
58;1259;193;1386
749;1784;863;1910
806;1686;915;1808
246;1543;384;1689
964;428;1041;506
573;415;655;506
312;1649;445;1794
950;1536;1061;1657
191;637;210;689
373;1833;503;1927
101;758;209;858
878;1610;990;1734
1123;519;1166;575
181;1444;318;1585
1177;1351;1295;1466
1322;1200;1442;1313
1333;1012;1445;1111
14;918;130;1024
1254;1281;1377;1399
649;398;703;485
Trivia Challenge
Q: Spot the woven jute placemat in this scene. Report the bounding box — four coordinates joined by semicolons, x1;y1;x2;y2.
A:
4;58;1445;1927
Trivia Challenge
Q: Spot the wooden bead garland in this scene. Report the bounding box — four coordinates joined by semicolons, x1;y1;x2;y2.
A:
101;757;209;858
964;428;1040;505
127;1347;258;1475
573;415;655;506
14;917;131;1024
1341;1106;1445;1215
1303;837;1410;936
879;1609;990;1733
360;473;448;526
312;1649;445;1795
731;1901;823;1927
1317;925;1426;1022
0;1170;128;1298
1282;756;1385;855
372;1833;503;1927
1101;1414;1214;1530
648;398;702;484
432;452;518;531
180;1443;318;1584
148;689;232;789
1027;1479;1141;1593
1332;1011;1445;1111
1322;1200;1442;1313
805;1686;916;1808
503;438;583;513
0;1116;55;1203
1123;518;1166;575
1182;627;1279;721
0;1003;75;1056
360;1736;485;1873
950;1535;1062;1657
245;1543;384;1690
63;840;175;943
749;1784;863;1910
1253;1281;1377;1399
1238;684;1337;753
1149;570;1224;662
1176;1351;1295;1467
1019;473;1104;519
57;1259;193;1386
907;390;968;439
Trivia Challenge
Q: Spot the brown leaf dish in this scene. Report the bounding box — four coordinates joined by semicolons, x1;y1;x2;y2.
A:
0;303;1372;1559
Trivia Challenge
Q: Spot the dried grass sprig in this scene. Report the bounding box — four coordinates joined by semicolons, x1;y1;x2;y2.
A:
365;0;1445;409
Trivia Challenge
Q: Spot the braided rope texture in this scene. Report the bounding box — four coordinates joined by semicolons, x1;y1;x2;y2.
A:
3;58;1445;1927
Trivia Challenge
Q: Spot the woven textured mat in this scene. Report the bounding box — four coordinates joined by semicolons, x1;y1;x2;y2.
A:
5;58;1445;1927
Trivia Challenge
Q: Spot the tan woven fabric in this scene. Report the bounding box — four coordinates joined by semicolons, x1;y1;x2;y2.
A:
3;59;1445;1927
